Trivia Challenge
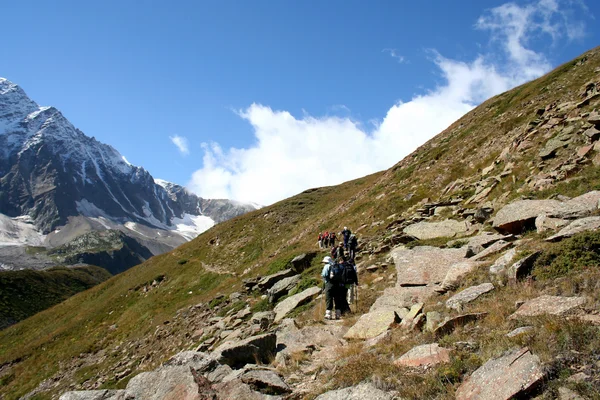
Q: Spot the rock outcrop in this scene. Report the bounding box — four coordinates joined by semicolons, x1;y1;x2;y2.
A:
455;348;544;400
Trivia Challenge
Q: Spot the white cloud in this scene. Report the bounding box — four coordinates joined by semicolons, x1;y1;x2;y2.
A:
169;135;189;156
188;0;586;205
382;48;406;63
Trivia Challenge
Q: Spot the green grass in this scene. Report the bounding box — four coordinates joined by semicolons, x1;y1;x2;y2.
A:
533;231;600;280
0;266;112;329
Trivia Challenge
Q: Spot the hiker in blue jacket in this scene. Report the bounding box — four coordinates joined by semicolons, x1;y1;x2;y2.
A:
321;256;344;320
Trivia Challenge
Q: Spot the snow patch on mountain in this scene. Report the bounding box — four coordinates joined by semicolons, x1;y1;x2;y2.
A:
0;214;46;246
171;214;215;241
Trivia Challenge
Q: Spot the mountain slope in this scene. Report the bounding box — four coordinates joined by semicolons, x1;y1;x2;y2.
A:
0;78;256;269
1;47;600;399
0;265;112;330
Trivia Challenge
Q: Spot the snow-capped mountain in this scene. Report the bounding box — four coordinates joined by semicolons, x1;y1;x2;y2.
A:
0;77;257;268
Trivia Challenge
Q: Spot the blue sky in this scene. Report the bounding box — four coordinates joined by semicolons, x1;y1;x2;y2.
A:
1;0;598;204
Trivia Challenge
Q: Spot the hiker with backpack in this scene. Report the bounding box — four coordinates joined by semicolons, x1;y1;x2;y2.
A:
333;242;346;262
321;256;345;320
323;231;330;248
318;233;323;249
341;227;351;249
329;231;336;247
348;234;358;261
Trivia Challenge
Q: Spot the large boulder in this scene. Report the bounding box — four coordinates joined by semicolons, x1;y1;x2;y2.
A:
403;219;469;240
257;269;297;291
344;309;401;340
267;274;301;303
212;333;277;368
509;295;586;319
493;200;562;234
546;216;600;242
276;318;347;363
125;365;208;400
446;283;495;311
455;348;544;400
273;286;321;322
493;192;600;234
394;343;451;367
315;382;395;400
394;246;468;286
290;252;316;273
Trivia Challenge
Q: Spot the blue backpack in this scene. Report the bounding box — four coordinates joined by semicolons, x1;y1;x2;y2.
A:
329;263;344;284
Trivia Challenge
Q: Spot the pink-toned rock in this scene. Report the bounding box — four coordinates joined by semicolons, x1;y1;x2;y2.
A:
456;347;544;400
393;246;468;286
577;144;594;158
394;343;451;367
509;295;586;319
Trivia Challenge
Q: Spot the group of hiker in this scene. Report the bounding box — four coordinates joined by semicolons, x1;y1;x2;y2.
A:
317;226;360;320
318;227;358;261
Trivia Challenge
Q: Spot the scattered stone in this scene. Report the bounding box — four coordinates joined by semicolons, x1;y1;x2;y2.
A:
314;382;395;400
437;261;486;292
578;313;600;325
267;274;301;303
507;252;541;281
241;369;291;395
344;309;401;340
558;387;586;400
472;241;513;262
207;364;233;383
446;283;495;311
403;219;469;240
372;276;384;284
235;307;252;320
273;286;321;322
455;347;544;400
251;311;275;330
213;378;280;400
546;216;600;241
59;391;128;400
163;351;216;372
506;326;534;338
434;313;487;338
400;303;424;329
425;311;443;332
510;295;586;319
257;269;297;291
489;248;517;274
365;265;380;272
212;332;277;368
394;343;451;367
568;372;591;383
583;126;600;141
535;214;569;233
578;144;594;158
467;232;513;256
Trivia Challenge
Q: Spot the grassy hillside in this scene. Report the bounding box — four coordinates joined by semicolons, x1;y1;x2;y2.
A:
1;46;600;399
0;266;112;330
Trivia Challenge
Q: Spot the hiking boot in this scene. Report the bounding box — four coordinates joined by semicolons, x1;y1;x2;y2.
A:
324;310;332;320
335;309;342;320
